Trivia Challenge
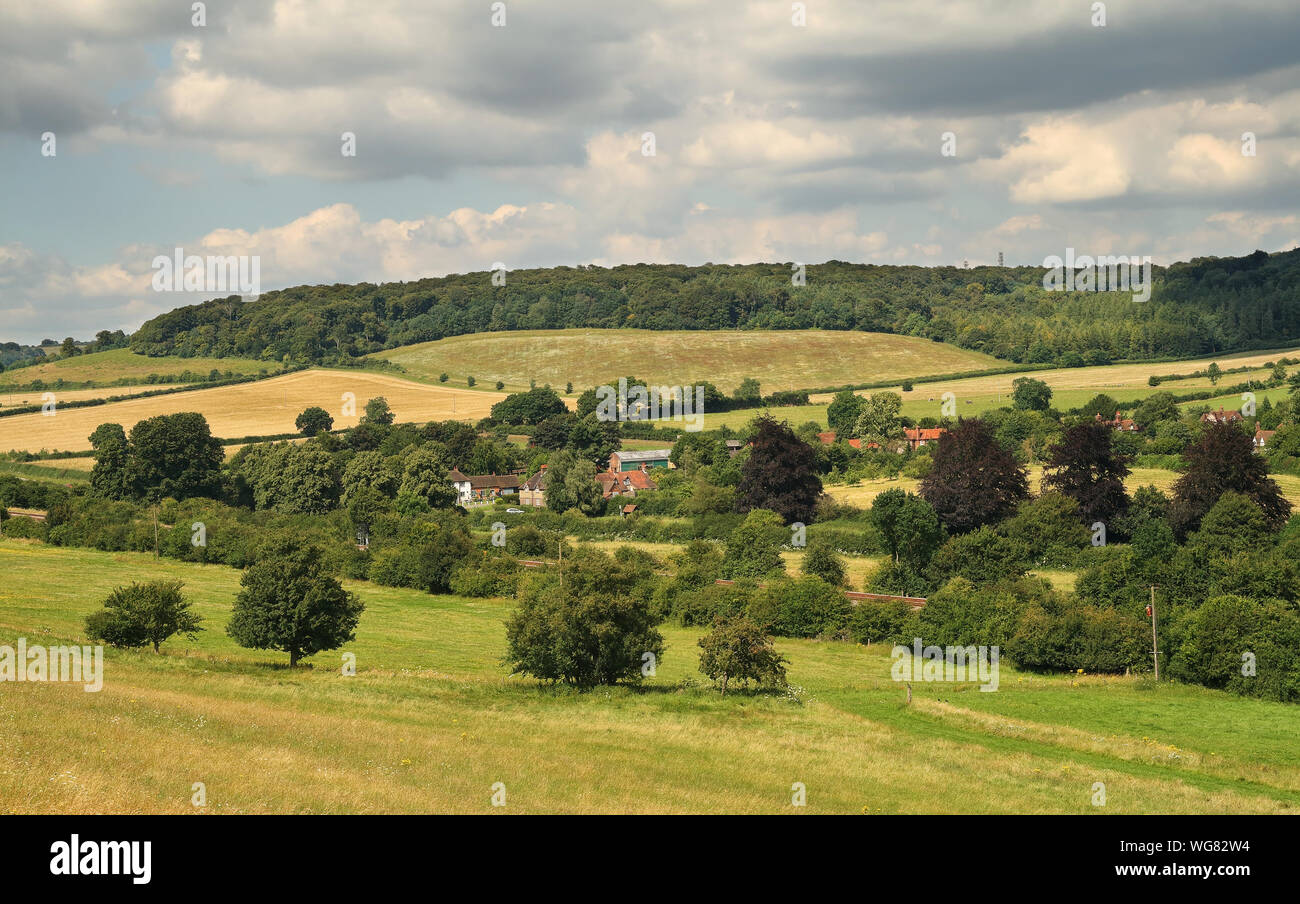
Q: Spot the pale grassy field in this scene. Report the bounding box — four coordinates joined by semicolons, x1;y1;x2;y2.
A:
803;345;1300;419
379;329;1001;394
0;348;270;387
0;369;506;452
3;540;1299;814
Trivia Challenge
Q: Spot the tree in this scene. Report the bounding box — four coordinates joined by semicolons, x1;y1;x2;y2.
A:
697;615;788;694
1042;420;1131;526
362;397;395;426
1170;421;1290;538
1079;393;1121;420
504;549;664;687
250;443;341;514
853;392;904;441
869;488;944;570
1190;491;1272;558
723;509;787;579
85;581;203;652
1207;362;1222;386
801;539;847;587
736;415;822;524
466;375;476;387
88;423;134;500
733;377;761;402
490;387;566;425
1134;391;1180;427
397;446;457;512
495;380;505;391
60;337;80;357
826;390;865;436
226;541;364;667
1011;377;1052;411
920;418;1029;533
127;412;225;500
295;406;334;436
544;450;603;515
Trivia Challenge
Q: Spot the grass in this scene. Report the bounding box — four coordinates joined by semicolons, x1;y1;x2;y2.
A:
801;345;1300;421
2;539;1298;814
378;329;1001;395
0;369;507;453
0;384;183;410
0;348;269;388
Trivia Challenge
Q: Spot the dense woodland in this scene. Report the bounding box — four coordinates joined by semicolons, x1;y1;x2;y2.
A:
125;248;1300;369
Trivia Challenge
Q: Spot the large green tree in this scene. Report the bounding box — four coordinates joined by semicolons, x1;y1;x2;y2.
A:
1170;421;1290;538
226;541;364;667
127;412;225;500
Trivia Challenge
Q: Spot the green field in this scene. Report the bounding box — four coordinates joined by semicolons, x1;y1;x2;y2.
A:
378;329;1002;395
0;348;271;389
3;540;1298;814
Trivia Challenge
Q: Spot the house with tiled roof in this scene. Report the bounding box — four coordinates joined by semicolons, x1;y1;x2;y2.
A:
448;469;521;505
1095;411;1139;432
1254;423;1276;452
904;426;947;450
1201;408;1243;425
519;466;549;507
596;468;658;500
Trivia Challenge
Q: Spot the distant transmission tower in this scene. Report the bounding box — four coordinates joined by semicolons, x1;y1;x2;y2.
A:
997;251;1004;267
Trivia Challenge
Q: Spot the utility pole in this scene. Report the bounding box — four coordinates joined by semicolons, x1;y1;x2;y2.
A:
153;504;160;558
1149;585;1159;680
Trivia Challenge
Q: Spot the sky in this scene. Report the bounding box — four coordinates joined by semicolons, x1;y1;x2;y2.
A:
1;0;1298;344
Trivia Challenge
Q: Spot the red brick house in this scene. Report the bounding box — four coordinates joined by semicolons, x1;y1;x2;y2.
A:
1095;411;1139;432
1254;423;1276;452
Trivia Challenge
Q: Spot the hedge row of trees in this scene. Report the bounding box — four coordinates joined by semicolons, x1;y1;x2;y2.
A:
126;249;1300;369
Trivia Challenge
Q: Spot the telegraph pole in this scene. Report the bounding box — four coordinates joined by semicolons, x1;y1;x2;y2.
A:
1149;585;1159;680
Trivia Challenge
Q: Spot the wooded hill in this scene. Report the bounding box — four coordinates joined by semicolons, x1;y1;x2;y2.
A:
128;247;1300;368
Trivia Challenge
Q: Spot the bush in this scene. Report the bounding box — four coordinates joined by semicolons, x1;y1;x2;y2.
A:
927;527;1028;586
450;554;522;598
847;599;914;645
748;576;849;638
697;615;788;694
85;580;203;652
504;578;664;688
1168;595;1300;701
1008;597;1148;673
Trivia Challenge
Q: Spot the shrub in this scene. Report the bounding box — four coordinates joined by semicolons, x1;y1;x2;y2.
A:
1168;595;1300;701
749;576;849;638
84;580;203;652
847;599;914;646
698;615;788;694
450;554;522;597
1008;597;1148;673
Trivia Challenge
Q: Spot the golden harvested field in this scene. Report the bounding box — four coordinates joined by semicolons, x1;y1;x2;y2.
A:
378;329;1001;394
0;347;270;387
0;369;507;452
0;385;181;409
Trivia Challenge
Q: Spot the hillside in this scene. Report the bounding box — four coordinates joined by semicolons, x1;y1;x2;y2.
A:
125;248;1300;370
0;347;271;388
4;541;1297;814
0;369;506;453
378;328;1001;393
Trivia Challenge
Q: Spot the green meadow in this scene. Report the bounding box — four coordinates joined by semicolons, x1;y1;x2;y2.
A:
3;540;1298;814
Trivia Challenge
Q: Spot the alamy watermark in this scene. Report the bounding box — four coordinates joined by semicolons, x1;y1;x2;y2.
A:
152;247;260;299
891;638;999;692
595;377;705;432
1042;248;1152;303
1;638;103;692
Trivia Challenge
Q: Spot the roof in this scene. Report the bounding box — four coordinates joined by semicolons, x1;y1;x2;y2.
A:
621;504;637;514
466;474;520;489
447;469;469;482
521;469;549;490
596;469;658;497
817;431;837;444
905;427;945;441
614;448;672;462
